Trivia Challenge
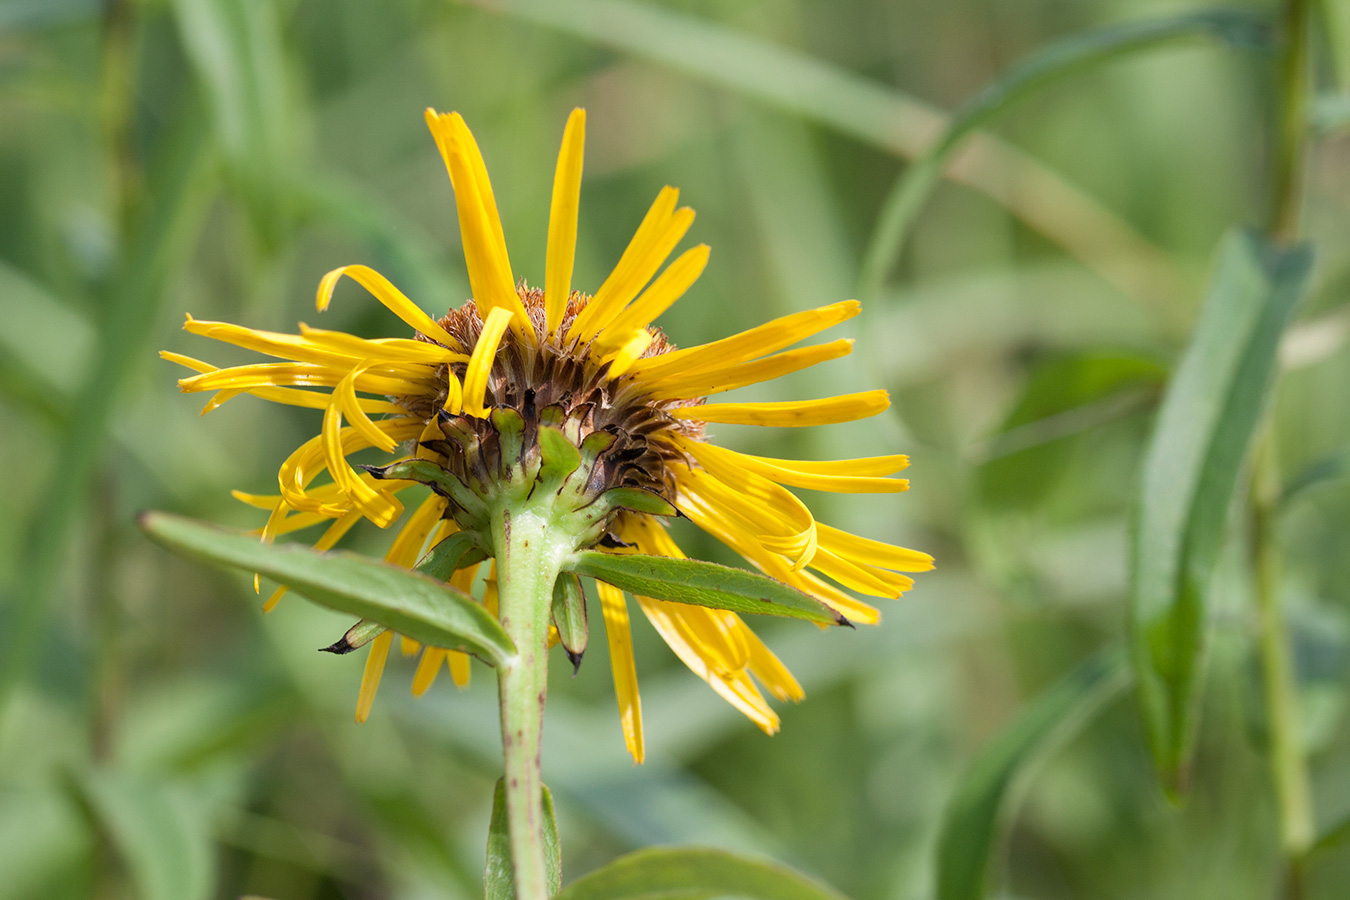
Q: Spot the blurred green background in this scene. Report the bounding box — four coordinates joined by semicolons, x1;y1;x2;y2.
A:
2;0;1349;898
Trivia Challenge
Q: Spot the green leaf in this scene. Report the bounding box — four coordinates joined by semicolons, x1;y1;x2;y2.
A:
857;10;1267;297
936;650;1130;900
555;847;850;900
171;0;294;246
73;770;214;900
1130;228;1313;793
138;512;515;667
366;459;488;523
552;573;589;670
566;551;846;626
486;779;562;900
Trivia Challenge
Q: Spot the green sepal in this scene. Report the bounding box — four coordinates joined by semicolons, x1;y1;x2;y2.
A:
551;572;588;672
566;550;847;625
365;459;488;524
485;778;562;900
579;429;617;462
597;486;678;518
415;530;487;582
320;618;386;655
491;407;526;474
538;425;583;486
139;512;516;667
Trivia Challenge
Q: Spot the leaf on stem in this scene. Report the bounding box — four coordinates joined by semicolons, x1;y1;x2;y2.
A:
555;847;850;900
139;511;515;667
486;779;562;900
566;551;846;625
1129;228;1313;794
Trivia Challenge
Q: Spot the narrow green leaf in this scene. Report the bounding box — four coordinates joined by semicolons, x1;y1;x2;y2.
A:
555;847;850;900
1130;228;1313;792
858;10;1267;296
552;573;589;671
936;650;1130;900
73;770;214;900
486;779;562;900
172;0;294;246
139;512;515;666
567;551;845;625
464;0;1190;311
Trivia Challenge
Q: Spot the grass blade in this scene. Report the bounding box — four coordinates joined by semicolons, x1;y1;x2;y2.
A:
936;650;1130;900
463;0;1191;309
1130;228;1313;793
486;779;562;900
859;10;1268;301
139;512;516;666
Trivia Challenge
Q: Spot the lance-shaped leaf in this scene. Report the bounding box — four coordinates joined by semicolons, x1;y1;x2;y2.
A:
485;779;561;900
552;573;589;671
936;649;1130;900
1130;228;1312;793
139;512;515;666
554;847;851;900
416;530;488;582
567;550;847;625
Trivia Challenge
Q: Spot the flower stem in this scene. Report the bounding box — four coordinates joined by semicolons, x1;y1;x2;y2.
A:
492;503;569;900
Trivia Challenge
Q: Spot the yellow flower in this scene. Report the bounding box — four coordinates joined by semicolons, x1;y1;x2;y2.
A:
166;108;932;762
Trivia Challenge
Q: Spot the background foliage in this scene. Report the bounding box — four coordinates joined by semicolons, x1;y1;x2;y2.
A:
1;0;1349;898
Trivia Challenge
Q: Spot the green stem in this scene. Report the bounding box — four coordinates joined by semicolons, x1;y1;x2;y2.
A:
1253;442;1315;899
1269;0;1311;244
492;503;569;900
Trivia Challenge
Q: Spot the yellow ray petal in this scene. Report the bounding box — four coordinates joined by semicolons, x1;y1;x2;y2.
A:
636;595;779;734
630;300;860;379
604;329;654;378
642;339;853;400
817;523;935;573
463;306;514;417
545;108;585;335
180;316;364;367
671;447;817;568
317;264;460;349
298;324;466;363
595;244;710;348
355;630;394;723
596;580;644;763
743;453;909;477
334;362;399;453
412;647;447;697
680;443;908;494
566;186;679;343
384;493;449;568
743;629;804;702
425;110;530;331
321;389;403;527
671;390;889;427
809;545;915;597
575;207;694;344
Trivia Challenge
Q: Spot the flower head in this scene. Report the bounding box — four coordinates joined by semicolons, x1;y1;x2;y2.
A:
166;108;932;761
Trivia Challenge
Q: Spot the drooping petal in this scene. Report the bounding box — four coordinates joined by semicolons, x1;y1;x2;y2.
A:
317;264;461;349
595;579;644;763
355;630;394;723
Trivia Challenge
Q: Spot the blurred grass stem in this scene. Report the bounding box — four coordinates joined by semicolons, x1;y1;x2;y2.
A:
1257;2;1315;895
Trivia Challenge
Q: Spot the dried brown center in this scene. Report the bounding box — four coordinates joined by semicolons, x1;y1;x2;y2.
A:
398;286;703;500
